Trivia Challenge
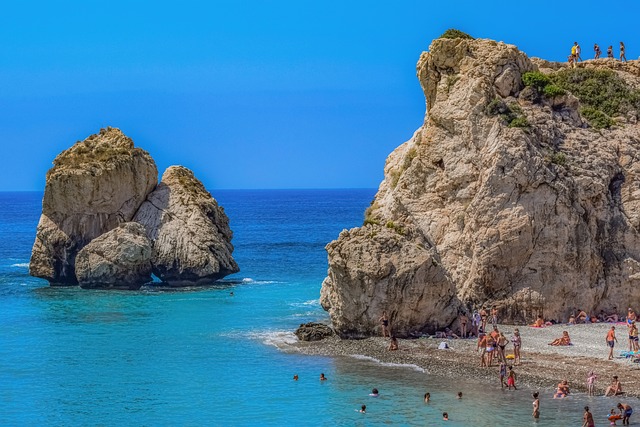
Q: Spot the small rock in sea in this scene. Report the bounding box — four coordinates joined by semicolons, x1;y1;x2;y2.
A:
295;322;334;342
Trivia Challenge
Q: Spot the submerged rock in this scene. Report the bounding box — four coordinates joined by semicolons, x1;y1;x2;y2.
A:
321;36;640;337
29;127;158;285
295;322;334;341
134;166;239;285
75;222;152;289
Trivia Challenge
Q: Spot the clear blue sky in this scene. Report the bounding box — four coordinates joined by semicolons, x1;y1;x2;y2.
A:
1;0;637;190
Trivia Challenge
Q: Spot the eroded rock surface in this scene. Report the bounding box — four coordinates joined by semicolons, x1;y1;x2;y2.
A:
75;222;152;289
134;166;239;285
321;37;640;337
29;127;158;284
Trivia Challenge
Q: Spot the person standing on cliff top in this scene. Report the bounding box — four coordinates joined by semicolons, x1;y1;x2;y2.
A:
608;45;614;58
574;42;582;61
594;43;602;59
379;311;390;338
607;326;618;360
620;42;627;62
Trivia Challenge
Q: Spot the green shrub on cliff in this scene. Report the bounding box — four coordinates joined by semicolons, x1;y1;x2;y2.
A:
522;71;565;98
439;29;474;40
486;99;529;128
549;68;640;128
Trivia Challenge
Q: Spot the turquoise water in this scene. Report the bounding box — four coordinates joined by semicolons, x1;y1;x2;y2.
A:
0;190;633;426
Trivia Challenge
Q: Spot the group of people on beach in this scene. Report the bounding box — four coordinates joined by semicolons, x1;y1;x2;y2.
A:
568;41;627;66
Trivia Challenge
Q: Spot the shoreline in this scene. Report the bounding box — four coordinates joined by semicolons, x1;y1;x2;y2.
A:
292;323;640;399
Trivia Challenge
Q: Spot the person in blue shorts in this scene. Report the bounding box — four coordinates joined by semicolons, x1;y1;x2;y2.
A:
617;403;632;425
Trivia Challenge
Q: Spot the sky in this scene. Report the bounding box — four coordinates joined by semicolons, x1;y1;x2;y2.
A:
1;0;638;190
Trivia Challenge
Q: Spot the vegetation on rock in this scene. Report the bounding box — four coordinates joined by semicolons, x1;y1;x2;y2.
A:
486;98;529;128
439;29;474;40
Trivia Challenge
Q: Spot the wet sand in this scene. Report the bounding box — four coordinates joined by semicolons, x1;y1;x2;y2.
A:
293;323;640;398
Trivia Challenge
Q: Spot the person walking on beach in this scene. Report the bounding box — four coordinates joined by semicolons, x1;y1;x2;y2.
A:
532;392;540;419
607;326;618;360
491;306;498;328
511;328;522;365
507;366;517;390
582;406;595;427
586;371;597;396
617;402;633;425
630;321;639;352
379;311;390;337
620;42;627;62
594;43;602;59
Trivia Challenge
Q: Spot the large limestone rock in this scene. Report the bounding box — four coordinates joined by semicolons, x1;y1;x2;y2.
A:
321;36;640;337
29;128;158;285
134;166;239;285
75;222;153;289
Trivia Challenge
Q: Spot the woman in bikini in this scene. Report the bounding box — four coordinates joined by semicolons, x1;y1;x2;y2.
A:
480;308;488;332
554;379;570;398
485;334;496;367
507;366;517;390
459;312;468;338
379;311;390;337
532;392;540;419
548;330;571;346
511;328;522;366
620;42;627;62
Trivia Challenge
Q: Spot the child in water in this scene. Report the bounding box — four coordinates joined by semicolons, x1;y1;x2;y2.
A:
587;371;597;396
507;366;517;390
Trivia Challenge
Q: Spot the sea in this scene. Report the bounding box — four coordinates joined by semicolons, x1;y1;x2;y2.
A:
0;189;631;426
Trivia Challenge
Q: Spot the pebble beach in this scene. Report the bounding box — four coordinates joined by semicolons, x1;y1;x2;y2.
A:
293;323;640;398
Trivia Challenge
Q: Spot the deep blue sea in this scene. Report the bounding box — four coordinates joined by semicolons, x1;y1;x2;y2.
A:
0;190;629;426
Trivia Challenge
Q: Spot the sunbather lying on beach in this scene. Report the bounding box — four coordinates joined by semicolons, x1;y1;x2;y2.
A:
549;331;572;346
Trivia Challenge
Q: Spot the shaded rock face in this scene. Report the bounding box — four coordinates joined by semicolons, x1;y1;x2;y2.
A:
134;166;239;285
321;37;640;337
30;128;239;288
29;127;158;285
295;322;334;342
75;222;152;289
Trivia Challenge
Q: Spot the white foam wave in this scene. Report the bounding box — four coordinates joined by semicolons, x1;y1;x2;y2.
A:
248;330;298;348
290;299;319;307
240;278;279;285
349;354;425;373
11;263;29;268
242;278;254;283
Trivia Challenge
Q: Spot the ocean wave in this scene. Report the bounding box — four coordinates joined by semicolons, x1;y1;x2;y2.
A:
247;330;298;348
290;299;319;307
10;263;29;268
349;354;425;373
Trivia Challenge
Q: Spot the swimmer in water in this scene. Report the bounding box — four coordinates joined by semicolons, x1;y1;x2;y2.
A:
424;392;431;403
359;404;366;413
370;388;379;397
293;374;298;381
443;412;449;421
457;392;462;399
320;373;327;381
532;392;540;419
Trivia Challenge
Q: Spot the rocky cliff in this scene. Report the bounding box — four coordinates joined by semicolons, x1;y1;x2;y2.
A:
30;127;238;288
320;36;640;338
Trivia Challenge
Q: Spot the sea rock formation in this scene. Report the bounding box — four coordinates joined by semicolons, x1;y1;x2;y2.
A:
29;128;158;285
75;222;152;289
321;36;640;337
294;322;334;342
133;166;239;285
30;127;239;288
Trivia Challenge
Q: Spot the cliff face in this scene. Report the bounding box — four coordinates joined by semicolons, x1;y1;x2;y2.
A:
30;128;239;288
321;37;640;337
29;128;158;284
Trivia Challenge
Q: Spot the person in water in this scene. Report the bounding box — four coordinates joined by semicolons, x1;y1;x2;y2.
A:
549;330;572;346
369;388;379;397
507;366;517;390
359;404;366;413
442;412;449;421
499;362;507;389
583;406;595;427
617;402;633;425
457;392;462;399
293;374;298;381
609;408;623;425
532;392;540;419
554;379;570;398
319;373;327;381
586;371;597;396
424;392;431;403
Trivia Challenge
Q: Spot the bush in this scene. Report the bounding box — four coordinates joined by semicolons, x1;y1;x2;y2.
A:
508;117;529;128
550;68;640;128
580;107;615;129
486;98;509;116
439;29;474;40
522;71;550;91
542;84;566;98
550;152;567;166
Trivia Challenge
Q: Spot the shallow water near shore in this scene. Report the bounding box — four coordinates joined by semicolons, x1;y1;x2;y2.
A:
0;190;635;426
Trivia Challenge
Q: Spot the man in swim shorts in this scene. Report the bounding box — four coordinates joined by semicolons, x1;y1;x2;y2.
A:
607;326;618;360
617;403;632;425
